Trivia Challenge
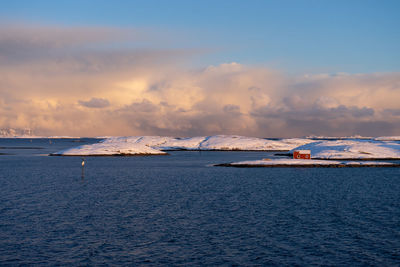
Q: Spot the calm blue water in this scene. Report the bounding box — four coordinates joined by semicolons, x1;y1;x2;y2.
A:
0;138;399;266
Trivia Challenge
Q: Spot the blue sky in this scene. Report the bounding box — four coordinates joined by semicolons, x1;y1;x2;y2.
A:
2;0;399;73
1;1;400;136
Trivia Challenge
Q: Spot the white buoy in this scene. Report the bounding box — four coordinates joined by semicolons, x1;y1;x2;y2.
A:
81;158;85;180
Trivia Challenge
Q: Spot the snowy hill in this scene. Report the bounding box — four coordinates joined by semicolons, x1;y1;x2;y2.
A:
52;135;313;156
290;140;400;159
51;135;400;158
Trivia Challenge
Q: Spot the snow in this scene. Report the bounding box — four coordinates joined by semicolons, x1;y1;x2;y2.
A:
51;135;400;158
156;135;313;151
47;136;90;139
224;158;397;167
53;135;314;156
156;136;209;150
293;150;311;153
0;134;45;138
290;140;400;159
0;135;43;138
0;128;36;138
374;136;400;141
52;136;167;156
306;135;373;140
191;136;313;151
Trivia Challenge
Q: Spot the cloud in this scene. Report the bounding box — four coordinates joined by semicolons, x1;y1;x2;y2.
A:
78;98;110;108
120;99;159;113
223;104;241;114
383;109;400;117
0;24;399;137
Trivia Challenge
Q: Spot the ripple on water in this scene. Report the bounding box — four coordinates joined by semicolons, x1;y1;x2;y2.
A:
0;141;399;265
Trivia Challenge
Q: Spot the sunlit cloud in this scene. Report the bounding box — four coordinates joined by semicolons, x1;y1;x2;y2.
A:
0;24;399;137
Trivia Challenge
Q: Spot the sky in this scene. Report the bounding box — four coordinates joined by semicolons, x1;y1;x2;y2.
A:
0;0;399;137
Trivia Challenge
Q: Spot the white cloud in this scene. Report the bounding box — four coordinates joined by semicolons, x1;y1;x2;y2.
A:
0;24;399;137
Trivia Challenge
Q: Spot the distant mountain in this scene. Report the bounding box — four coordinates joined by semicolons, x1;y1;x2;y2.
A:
0;128;34;137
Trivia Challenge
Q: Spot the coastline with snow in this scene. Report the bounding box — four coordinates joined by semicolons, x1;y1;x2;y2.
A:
288;140;400;160
50;135;314;156
48;135;400;162
216;159;400;168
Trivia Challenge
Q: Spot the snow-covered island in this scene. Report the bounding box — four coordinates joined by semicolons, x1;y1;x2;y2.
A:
50;135;400;163
216;158;400;168
290;139;400;160
50;135;314;156
214;138;400;167
51;137;168;156
0;128;39;138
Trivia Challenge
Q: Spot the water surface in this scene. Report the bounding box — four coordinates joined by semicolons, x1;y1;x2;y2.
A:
0;138;399;265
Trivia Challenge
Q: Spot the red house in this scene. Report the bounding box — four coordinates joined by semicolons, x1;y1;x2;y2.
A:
293;150;311;159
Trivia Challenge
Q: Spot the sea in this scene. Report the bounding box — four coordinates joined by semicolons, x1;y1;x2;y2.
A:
0;138;399;266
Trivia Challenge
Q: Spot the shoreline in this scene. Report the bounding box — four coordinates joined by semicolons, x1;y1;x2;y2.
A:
49;153;169;157
215;162;400;168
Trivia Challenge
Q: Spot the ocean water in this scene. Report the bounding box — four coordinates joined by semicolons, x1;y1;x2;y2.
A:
0;138;399;265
